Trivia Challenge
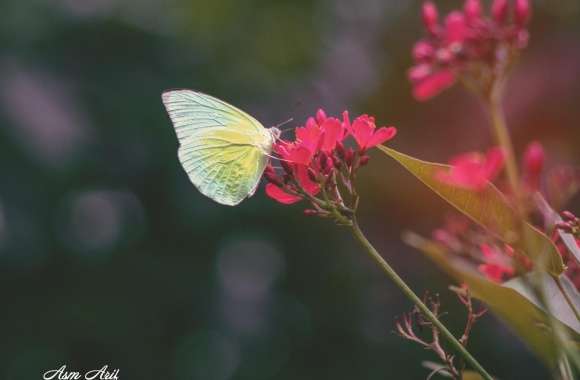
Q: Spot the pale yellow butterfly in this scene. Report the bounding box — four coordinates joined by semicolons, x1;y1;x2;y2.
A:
162;90;281;206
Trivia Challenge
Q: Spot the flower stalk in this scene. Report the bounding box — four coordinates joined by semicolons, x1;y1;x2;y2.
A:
487;84;520;195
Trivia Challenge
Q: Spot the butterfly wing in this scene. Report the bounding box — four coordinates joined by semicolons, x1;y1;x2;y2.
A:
162;90;272;206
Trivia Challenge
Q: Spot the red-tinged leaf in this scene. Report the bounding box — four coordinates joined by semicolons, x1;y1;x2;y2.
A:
404;232;580;367
378;145;564;275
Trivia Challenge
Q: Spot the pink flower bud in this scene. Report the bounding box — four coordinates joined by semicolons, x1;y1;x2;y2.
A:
304;209;319;216
562;211;577;221
445;11;467;43
422;1;439;34
515;0;531;26
524;141;544;175
436;48;453;65
413;40;435;61
464;0;482;23
359;155;370;166
335;141;345;158
316;109;327;124
492;0;509;24
326;156;334;171
523;141;544;190
264;165;282;186
345;148;354;166
516;29;529;49
408;64;431;83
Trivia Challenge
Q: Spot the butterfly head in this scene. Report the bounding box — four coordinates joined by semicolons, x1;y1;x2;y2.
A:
269;127;282;141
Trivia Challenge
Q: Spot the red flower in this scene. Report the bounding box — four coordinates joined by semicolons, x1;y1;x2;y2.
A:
436;147;505;191
264;109;397;210
478;244;515;283
348;114;397;151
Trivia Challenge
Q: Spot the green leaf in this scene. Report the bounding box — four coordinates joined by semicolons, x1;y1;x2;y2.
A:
378;145;564;275
503;274;580;334
404;232;580;367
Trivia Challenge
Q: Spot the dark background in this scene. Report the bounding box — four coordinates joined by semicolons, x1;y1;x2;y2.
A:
0;0;579;379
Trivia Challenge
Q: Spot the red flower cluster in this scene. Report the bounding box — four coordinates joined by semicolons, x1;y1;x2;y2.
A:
264;109;396;219
436;147;505;191
409;0;531;100
432;214;532;284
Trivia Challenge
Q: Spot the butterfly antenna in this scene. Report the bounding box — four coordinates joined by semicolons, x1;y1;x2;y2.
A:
273;117;294;130
265;153;292;163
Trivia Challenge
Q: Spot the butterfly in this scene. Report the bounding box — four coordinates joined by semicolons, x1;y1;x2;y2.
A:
162;89;281;206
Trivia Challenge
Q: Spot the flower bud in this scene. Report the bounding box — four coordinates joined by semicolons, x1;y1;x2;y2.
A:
408;64;431;83
304;209;318;216
464;0;482;23
280;159;293;175
413;40;435;61
422;1;439;34
335;141;346;158
445;11;467;43
492;0;509;24
316;109;327;124
345;148;354;166
523;141;544;190
556;221;573;233
436;48;453;65
359;155;370;166
326;156;334;171
515;29;529;49
515;0;531;26
264;165;282;186
562;211;577;221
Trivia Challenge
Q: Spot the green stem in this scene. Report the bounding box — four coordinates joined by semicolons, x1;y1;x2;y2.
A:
487;86;519;194
350;219;494;380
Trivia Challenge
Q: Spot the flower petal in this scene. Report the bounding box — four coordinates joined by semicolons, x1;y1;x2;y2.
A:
351;115;375;149
295;165;320;196
286;146;313;165
413;70;456;101
320;118;343;153
265;183;302;204
366;126;397;148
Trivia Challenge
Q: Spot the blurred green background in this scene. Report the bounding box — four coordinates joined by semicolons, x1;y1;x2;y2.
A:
1;0;579;379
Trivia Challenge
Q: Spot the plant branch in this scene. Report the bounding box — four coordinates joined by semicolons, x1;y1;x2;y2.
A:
350;218;494;380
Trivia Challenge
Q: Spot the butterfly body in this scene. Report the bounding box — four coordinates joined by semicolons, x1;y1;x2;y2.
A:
162;90;279;206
